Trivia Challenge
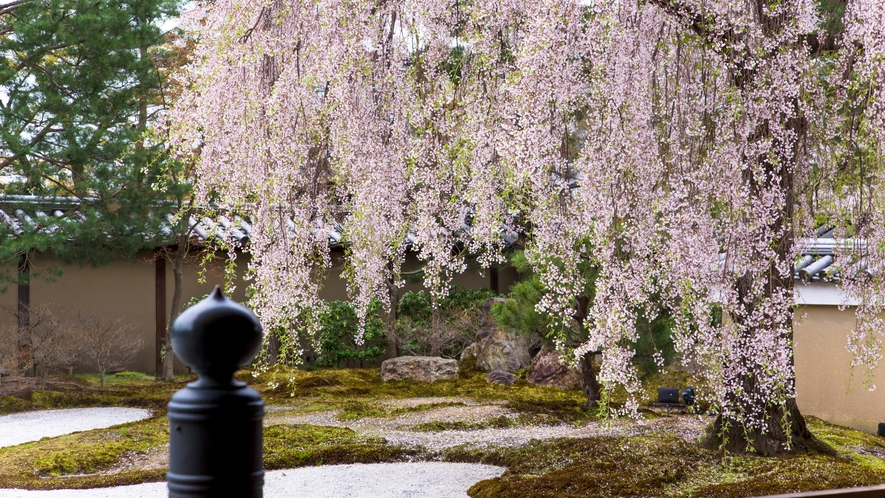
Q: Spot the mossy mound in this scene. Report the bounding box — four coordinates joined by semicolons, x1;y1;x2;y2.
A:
264;424;422;469
0;416;169;490
447;419;885;498
0;375;195;415
0;419;421;490
446;435;714;498
248;366;596;425
410;415;517;432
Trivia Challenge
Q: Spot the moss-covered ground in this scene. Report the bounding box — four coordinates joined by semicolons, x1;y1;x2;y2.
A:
0;366;884;496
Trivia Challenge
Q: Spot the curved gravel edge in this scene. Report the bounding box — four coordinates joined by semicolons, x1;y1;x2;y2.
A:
0;462;507;498
0;408;152;449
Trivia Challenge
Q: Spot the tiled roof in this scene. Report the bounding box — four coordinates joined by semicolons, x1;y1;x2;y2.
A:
0;195;519;250
793;230;872;283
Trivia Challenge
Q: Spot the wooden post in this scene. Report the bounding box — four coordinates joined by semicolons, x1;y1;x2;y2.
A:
17;252;30;373
155;251;167;377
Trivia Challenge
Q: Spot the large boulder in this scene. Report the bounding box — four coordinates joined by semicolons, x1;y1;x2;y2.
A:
381;356;458;382
527;348;583;390
460;342;477;362
475;298;534;373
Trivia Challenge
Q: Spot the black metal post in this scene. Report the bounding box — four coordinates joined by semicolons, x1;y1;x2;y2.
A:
167;286;264;498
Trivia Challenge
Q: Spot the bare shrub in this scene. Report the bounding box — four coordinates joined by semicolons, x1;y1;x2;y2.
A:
0;323;16;382
74;312;143;388
393;289;492;359
1;304;80;379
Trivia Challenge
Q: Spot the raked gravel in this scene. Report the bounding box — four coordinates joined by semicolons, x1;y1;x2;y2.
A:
0;463;506;498
0;400;711;497
0;408;152;448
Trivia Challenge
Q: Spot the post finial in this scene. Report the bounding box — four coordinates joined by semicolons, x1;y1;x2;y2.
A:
170;288;262;386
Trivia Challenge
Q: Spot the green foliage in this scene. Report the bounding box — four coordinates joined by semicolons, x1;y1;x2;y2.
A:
393;286;495;357
315;300;387;367
493;250;675;376
397;290;434;324
397;287;495;326
493;277;552;339
816;0;846;35
492;249;597;344
0;0;183;275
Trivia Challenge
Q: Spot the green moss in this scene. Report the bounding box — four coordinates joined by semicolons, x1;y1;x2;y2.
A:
410;415;517;432
337;401;467;421
0;396;31;414
0;416;169;489
458;358;483;378
75;372;157;384
691;455;885;497
451;435;714;498
6;367;885;496
453;433;885;498
264;424;421;469
246;366;597;425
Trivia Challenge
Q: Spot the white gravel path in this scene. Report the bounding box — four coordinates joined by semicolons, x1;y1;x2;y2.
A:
0;408;152;448
0;407;506;497
0;463;506;498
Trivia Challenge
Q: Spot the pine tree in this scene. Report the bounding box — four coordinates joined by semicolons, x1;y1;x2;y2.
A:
0;0;181;368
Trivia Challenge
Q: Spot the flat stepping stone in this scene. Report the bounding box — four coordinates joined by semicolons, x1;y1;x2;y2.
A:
0;408;152;448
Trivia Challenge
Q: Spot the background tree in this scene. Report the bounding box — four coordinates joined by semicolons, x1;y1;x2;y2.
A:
394;286;494;358
493;250;675;406
1;304;78;379
0;0;181;371
74;312;142;388
174;0;885;455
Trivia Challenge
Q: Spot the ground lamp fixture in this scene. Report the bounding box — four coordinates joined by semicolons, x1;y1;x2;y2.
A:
167;286;265;497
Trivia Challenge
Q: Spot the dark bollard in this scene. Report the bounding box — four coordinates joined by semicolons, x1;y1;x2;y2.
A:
167;286;264;498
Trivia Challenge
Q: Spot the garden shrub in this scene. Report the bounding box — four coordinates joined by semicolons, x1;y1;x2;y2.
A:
315;300;387;368
393;286;494;358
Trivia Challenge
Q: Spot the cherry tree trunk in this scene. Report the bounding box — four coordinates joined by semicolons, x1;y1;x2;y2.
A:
580;352;601;408
704;112;812;455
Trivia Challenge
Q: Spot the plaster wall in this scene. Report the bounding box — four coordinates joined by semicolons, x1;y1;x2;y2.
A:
7;249;508;376
29;252;156;374
793;305;885;434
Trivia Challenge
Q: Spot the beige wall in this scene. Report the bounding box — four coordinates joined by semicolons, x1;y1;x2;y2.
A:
793;305;885;434
4;249;507;377
30;252;156;374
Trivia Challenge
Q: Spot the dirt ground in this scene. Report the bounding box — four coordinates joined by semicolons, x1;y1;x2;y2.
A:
0;376;91;398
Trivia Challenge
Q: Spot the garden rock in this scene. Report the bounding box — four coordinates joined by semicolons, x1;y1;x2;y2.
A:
381;356;458;382
527;348;583;390
460;343;477;362
486;370;517;386
667;355;702;374
475;298;534;373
